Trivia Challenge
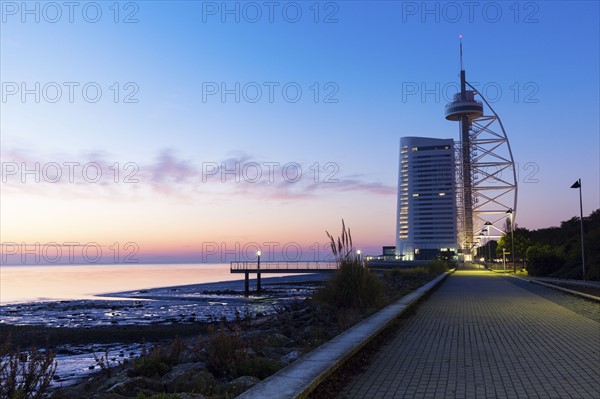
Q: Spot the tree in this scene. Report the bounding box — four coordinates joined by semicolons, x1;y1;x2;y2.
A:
526;209;599;280
473;209;598;279
526;245;566;276
496;227;531;270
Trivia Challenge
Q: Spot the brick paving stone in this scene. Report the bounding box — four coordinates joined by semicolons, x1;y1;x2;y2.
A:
504;277;600;323
339;269;600;399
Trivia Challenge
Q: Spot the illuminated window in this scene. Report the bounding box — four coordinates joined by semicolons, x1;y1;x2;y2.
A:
412;193;419;197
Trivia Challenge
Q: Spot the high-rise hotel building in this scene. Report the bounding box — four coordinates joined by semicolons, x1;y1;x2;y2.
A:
396;137;457;260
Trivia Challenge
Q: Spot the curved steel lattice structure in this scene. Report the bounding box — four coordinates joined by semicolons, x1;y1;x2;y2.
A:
445;57;518;256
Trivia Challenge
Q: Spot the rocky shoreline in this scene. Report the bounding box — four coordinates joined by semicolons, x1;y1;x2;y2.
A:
2;275;327;392
2;268;440;398
46;269;436;398
52;302;323;398
1;274;326;328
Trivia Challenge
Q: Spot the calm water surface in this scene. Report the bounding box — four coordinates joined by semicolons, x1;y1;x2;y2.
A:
0;263;251;304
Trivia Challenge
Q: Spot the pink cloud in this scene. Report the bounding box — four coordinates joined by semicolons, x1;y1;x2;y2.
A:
1;147;396;201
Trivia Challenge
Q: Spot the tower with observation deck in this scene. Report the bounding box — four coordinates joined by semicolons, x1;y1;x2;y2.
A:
445;36;518;260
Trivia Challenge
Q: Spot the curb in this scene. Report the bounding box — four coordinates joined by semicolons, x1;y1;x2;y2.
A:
512;275;600;303
237;269;454;399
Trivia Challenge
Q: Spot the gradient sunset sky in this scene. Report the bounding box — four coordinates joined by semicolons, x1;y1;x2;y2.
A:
1;1;598;264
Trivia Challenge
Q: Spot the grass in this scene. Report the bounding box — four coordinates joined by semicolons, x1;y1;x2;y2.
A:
317;220;383;309
203;324;248;378
314;259;383;309
129;337;184;378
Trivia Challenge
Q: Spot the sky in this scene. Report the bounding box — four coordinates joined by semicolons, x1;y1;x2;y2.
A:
1;1;599;264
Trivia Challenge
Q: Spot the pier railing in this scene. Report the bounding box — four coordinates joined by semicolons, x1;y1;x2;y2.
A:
230;260;338;273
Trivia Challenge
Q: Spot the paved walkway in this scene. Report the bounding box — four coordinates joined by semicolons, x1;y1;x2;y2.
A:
339;269;600;399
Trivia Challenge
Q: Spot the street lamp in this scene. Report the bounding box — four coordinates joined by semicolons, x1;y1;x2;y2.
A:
479;231;486;263
570;179;586;280
256;250;261;292
484;221;493;262
506;209;515;273
356;250;361;263
502;248;506;273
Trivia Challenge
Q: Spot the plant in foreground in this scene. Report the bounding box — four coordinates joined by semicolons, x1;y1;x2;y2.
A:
0;336;57;399
129;337;183;378
318;220;383;309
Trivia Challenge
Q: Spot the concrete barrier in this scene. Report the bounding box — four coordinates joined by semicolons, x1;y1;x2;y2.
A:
513;276;600;303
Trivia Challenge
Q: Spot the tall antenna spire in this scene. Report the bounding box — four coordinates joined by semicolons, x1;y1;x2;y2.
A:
459;34;463;71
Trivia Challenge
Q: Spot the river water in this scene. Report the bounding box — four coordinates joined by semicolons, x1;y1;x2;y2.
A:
1;263;297;304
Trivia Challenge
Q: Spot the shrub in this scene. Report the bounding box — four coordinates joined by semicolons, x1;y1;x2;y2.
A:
316;259;382;309
92;350;113;377
426;259;449;276
325;219;355;265
334;308;363;330
130;355;170;378
384;267;428;280
136;393;181;399
129;337;183;378
526;245;566;276
203;324;248;378
236;357;280;379
318;220;383;309
0;336;57;399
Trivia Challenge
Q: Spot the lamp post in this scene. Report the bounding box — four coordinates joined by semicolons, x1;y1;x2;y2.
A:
570;179;586;280
484;221;493;262
356;250;362;264
479;231;486;265
256;250;261;293
502;248;506;273
506;209;515;273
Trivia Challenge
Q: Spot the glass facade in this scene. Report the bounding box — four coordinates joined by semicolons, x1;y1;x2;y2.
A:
396;137;457;260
